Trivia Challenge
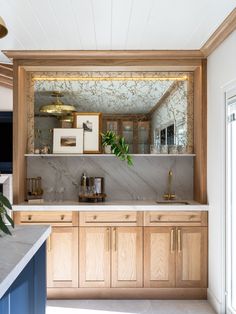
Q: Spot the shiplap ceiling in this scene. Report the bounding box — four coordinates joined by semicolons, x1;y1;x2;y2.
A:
0;0;235;63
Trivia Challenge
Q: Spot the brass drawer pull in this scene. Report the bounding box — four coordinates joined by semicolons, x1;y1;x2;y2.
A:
28;215;32;221
125;214;130;219
170;229;175;252
177;229;182;252
189;215;196;220
60;215;65;220
113;227;117;251
93;215;97;220
106;228;110;251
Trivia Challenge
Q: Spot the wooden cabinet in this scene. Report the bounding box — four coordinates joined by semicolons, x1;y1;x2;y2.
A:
112;227;143;288
79;226;143;288
144;226;207;288
47;227;78;288
79;227;110;288
144;227;175;288
176;227;207;288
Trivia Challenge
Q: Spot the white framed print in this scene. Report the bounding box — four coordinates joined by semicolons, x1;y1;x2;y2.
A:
53;128;84;154
73;112;102;153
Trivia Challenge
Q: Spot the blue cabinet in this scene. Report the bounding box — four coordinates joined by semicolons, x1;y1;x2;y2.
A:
0;242;46;314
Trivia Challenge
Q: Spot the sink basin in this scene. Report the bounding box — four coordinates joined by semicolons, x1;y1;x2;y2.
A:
156;201;190;205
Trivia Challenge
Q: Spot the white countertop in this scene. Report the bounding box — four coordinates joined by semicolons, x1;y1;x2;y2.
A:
13;200;209;211
0;225;51;299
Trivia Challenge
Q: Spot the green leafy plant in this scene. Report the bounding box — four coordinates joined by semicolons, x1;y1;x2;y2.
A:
101;131;133;166
0;193;14;235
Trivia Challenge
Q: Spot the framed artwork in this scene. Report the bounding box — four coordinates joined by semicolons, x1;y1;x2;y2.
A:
73;112;102;153
53;128;84;154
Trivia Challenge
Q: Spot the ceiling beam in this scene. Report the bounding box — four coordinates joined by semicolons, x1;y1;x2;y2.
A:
2;50;204;60
201;8;236;57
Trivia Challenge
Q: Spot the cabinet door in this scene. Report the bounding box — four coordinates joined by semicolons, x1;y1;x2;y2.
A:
79;227;110;288
144;227;176;288
47;227;78;288
111;227;143;287
176;227;207;288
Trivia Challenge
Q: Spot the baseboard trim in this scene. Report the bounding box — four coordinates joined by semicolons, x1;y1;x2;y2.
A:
207;288;224;314
47;288;207;300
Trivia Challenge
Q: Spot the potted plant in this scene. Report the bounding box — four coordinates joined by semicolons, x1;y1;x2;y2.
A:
0;193;14;235
101;131;133;166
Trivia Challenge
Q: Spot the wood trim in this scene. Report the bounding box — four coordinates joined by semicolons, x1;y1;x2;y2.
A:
13;62;27;204
0;81;12;89
47;287;207;300
0;75;13;86
201;8;236;57
3;50;204;60
193;60;207;203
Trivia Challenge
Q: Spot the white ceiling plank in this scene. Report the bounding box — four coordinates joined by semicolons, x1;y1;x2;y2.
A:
111;0;133;49
92;0;112;50
70;0;97;50
0;0;235;52
47;0;82;49
125;0;153;49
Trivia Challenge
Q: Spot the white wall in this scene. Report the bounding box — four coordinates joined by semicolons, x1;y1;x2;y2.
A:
0;86;13;111
207;30;236;313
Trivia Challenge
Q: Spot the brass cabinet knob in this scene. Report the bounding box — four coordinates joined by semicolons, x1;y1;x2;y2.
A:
93;215;97;220
125;214;130;219
61;215;65;220
28;215;32;221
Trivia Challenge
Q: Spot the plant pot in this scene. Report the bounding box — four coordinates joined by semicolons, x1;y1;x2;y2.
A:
104;145;112;154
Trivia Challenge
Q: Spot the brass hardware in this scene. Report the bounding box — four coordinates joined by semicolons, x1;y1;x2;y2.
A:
177;229;181;252
125;215;130;219
157;215;162;220
61;215;65;220
47;235;51;252
28;215;32;221
93;215;97;220
163;170;176;201
170;229;175;252
113;227;117;251
189;215;195;220
106;228;110;251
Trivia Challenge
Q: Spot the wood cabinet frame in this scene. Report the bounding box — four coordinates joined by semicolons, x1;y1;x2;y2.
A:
9;52;207;204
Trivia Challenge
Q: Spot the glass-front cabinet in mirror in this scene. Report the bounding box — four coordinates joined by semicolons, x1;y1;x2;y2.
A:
27;71;194;154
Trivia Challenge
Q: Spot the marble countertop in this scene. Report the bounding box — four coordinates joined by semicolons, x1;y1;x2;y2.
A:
0;225;51;299
13;200;209;211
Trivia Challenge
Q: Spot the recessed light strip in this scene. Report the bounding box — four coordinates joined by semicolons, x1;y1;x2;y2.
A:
32;76;188;81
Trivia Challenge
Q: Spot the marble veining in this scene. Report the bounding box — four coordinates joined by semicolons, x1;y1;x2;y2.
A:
0;225;51;299
27;156;193;202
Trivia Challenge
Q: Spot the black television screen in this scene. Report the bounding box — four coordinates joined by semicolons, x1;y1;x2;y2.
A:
0;112;12;173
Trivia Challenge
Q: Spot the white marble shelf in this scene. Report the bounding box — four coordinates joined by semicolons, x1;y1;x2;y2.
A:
13;200;209;211
24;153;196;157
0;225;51;299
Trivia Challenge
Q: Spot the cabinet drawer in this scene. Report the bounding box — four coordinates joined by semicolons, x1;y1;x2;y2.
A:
79;211;143;226
15;211;78;226
144;211;207;226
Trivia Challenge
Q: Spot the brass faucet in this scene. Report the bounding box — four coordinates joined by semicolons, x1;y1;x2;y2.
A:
163;170;176;200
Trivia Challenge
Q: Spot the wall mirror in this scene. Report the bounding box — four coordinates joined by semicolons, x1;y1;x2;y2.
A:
30;71;194;154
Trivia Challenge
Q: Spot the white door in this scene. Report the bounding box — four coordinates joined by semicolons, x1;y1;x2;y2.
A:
226;90;236;313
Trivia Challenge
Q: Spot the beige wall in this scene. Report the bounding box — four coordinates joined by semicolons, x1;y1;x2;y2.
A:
207;29;236;314
0;86;13;111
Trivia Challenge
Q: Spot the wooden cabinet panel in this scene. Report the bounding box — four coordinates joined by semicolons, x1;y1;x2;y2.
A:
144;211;207;227
79;227;110;288
47;227;78;288
112;227;143;288
176;227;207;288
79;211;143;226
144;227;176;288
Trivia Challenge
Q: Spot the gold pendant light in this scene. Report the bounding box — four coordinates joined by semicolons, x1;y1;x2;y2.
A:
0;17;8;38
39;91;76;116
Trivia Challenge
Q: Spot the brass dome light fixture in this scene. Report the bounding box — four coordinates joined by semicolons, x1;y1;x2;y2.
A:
39;91;76;116
0;16;8;38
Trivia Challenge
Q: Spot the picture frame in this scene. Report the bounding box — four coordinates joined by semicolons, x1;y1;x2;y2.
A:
53;128;84;154
73;112;102;153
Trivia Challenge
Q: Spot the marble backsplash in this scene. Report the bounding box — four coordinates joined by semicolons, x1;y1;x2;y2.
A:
27;156;193;202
